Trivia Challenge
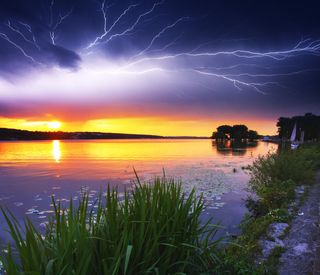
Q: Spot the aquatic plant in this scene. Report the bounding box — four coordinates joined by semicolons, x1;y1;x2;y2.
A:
0;176;221;274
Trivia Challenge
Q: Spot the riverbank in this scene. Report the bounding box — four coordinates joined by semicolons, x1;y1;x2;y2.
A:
278;172;320;274
215;143;320;274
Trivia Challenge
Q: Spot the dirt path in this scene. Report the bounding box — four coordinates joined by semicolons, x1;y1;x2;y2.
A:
278;172;320;275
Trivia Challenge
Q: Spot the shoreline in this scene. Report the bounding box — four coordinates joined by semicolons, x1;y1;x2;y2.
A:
278;172;320;274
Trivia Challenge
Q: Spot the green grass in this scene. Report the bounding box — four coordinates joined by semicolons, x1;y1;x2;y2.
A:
0;176;222;274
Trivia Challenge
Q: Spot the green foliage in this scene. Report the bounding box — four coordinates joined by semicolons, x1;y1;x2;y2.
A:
0;177;222;275
264;246;285;274
265;208;291;223
211;249;259;275
250;150;310;185
248;146;320;211
212;124;259;140
277;113;320;140
247;179;296;214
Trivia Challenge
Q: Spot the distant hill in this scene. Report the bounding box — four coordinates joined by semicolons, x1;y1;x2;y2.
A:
0;128;209;140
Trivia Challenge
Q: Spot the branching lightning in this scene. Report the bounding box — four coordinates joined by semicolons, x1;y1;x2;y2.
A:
147;32;184;54
1;0;320;95
131;17;189;59
85;1;140;49
48;0;73;45
124;39;320;68
116;38;320;93
0;0;73;65
0;32;41;65
6;21;40;50
98;0;165;46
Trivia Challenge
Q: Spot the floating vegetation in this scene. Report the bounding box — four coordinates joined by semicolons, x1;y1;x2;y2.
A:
0;196;12;202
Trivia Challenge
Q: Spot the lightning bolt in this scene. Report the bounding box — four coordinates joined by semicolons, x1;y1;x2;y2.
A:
108;36;320;94
48;0;73;45
131;17;189;59
99;0;165;46
0;32;42;65
1;0;320;97
222;69;318;78
6;21;40;50
147;32;184;54
86;1;140;49
105;65;273;94
18;21;32;32
191;69;282;95
0;0;73;66
124;39;320;69
49;0;55;27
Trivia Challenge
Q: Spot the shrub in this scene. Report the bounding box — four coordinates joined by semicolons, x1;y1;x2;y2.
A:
247;145;320;211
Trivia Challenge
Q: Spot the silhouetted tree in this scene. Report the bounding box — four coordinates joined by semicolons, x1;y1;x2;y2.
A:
247;130;259;140
231;125;248;139
211;131;226;140
217;125;233;136
277;113;320;141
211;124;258;140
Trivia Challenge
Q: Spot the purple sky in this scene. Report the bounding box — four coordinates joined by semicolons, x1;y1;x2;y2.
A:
0;0;320;134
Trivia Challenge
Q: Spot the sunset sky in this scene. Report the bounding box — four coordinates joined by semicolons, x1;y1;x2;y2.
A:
1;0;320;136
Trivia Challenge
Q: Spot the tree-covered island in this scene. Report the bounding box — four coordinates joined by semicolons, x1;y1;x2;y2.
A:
211;124;259;140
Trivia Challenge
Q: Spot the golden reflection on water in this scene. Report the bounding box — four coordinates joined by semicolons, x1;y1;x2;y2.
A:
0;139;278;183
52;140;61;163
0;139;277;164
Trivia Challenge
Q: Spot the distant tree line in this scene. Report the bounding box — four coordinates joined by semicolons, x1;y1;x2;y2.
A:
0;128;163;140
277;113;320;141
211;124;259;140
0;129;71;140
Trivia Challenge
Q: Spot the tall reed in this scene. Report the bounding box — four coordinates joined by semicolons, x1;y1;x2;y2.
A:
1;176;221;274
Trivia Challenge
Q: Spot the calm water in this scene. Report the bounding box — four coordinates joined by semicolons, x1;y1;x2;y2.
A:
0;139;277;241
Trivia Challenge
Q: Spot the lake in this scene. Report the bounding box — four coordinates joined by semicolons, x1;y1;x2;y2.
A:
0;139;277;242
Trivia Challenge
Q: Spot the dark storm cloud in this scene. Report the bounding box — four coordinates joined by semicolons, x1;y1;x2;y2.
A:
44;44;81;68
1;0;320;64
1;1;319;54
0;0;320;121
0;0;81;70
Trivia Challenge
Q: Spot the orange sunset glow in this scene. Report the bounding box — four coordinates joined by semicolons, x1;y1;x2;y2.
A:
47;121;62;129
0;116;277;136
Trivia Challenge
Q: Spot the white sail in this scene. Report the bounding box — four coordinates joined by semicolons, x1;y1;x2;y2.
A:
290;123;297;142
